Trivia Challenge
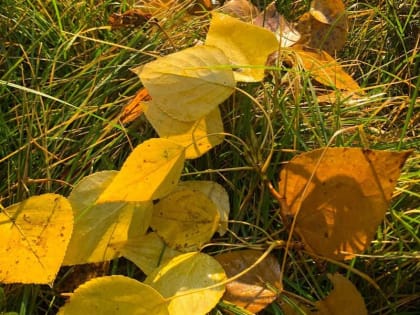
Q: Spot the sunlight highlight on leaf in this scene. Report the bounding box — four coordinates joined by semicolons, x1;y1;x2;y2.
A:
143;102;224;159
145;252;226;315
206;12;279;82
278;147;411;260
63;171;153;265
58;275;169;315
0;194;73;284
134;45;235;122
96;138;185;203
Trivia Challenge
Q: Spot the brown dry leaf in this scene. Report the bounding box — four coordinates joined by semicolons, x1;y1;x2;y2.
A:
291;45;361;91
279;296;317;315
295;0;347;55
109;9;155;28
218;0;259;22
316;274;368;315
253;1;301;47
278;147;411;260
215;250;281;313
120;88;151;125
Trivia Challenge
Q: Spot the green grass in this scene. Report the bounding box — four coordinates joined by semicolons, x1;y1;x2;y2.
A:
1;0;419;314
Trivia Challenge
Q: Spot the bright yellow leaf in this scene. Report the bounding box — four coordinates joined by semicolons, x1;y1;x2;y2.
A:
278;147;411;260
151;188;220;252
63;171;153;265
143;102;224;159
58;275;169;315
145;252;226;315
206;12;279;82
178;181;230;235
0;194;73;284
134;45;235;122
121;232;182;275
316;274;367;315
96;138;185;204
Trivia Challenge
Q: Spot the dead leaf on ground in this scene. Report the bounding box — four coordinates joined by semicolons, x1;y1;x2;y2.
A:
218;0;259;22
252;1;301;47
215;250;281;313
316;274;368;315
290;45;361;91
119;88;151;124
278;147;411;260
294;0;347;55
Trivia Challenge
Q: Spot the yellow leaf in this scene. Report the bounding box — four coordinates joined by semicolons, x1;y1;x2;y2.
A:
291;45;361;91
134;45;235;122
278;147;411;260
143;102;224;159
63;171;153;265
151;188;220;252
178;180;230;235
121;232;182;275
205;12;279;82
145;252;226;315
0;194;73;284
96;138;185;203
58;275;169;315
316;274;367;315
215;250;281;313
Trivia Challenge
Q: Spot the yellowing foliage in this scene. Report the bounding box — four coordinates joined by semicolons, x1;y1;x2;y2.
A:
278;147;411;260
134;45;235;122
58;275;169;315
97;138;185;204
145;252;226;315
143;102;224;159
151;188;220;251
206;12;279;82
0;194;73;284
63;171;153;265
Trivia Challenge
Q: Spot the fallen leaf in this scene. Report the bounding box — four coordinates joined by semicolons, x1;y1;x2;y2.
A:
58;275;169;315
252;1;301;47
178;180;230;235
145;252;226;315
120;88;151;125
218;0;259;22
316;273;367;315
108;9;155;28
63;171;153;265
121;232;181;275
215;250;281;313
143;102;224;159
134;45;235;122
206;12;279;82
310;0;346;26
290;45;361;91
278;147;411;260
0;194;73;284
96;138;185;203
151;188;220;251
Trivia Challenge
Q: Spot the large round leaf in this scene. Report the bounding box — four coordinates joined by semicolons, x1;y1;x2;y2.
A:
0;194;73;284
58;275;169;315
134;45;235;122
145;252;226;315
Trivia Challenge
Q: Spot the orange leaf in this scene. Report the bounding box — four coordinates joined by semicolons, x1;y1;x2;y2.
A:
295;0;348;55
215;250;281;313
278;147;411;260
316;274;368;315
120;88;151;125
291;45;361;91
